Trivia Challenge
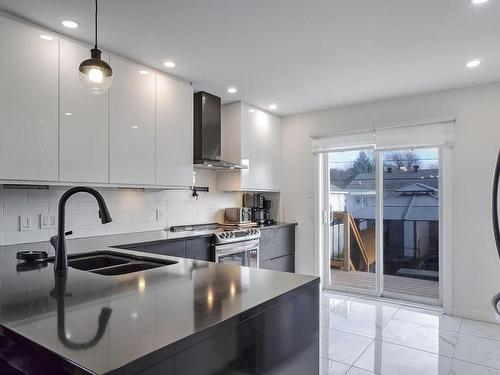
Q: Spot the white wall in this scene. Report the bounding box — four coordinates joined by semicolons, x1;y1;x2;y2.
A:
281;82;500;322
0;170;241;246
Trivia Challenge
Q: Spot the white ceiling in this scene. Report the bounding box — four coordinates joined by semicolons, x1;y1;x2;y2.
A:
1;0;499;116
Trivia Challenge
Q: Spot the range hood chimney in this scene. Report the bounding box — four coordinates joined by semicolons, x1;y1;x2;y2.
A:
193;91;246;170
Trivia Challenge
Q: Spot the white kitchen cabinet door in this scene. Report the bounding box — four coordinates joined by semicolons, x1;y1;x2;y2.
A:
240;104;281;191
109;57;156;184
59;39;109;183
0;17;59;181
155;73;193;186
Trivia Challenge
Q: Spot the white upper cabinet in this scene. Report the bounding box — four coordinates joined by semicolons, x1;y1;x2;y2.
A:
0;15;193;187
0;17;59;181
109;57;156;185
59;39;109;183
241;103;281;191
218;102;281;191
155;73;193;187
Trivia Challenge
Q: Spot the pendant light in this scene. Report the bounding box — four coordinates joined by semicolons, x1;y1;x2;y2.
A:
79;0;112;94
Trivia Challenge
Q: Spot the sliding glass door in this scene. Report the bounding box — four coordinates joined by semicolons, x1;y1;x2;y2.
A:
381;148;440;302
325;147;441;304
327;148;378;293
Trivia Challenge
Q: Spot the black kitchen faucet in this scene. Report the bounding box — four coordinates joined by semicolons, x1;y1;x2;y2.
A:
51;187;112;274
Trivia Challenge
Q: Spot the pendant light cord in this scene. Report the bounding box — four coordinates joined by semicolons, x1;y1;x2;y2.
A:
94;0;98;48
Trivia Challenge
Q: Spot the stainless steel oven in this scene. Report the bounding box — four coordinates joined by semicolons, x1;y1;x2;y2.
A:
213;229;260;268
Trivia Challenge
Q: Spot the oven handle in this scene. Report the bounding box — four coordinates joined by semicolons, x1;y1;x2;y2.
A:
214;239;260;256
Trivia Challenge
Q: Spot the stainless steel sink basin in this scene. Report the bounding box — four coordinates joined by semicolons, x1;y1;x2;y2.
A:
49;251;177;276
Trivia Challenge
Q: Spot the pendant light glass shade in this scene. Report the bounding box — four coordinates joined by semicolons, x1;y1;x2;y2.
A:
79;0;112;94
79;48;112;94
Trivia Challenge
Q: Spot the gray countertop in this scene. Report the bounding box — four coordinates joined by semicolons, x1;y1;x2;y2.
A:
0;230;315;375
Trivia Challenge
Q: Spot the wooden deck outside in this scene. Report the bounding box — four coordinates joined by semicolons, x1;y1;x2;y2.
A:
330;269;439;300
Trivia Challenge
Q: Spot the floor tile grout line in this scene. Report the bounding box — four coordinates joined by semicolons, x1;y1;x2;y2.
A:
455;329;500;343
367;334;457;360
386;316;462;334
324;325;379;340
350;337;375;370
449;356;500;372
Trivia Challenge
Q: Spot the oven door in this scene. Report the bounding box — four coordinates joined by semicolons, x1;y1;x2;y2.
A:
215;239;259;268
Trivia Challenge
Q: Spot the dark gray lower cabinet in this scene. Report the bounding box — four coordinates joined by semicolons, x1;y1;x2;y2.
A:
118;239;186;258
259;225;296;273
260;254;295;273
116;224;296;271
185;237;212;261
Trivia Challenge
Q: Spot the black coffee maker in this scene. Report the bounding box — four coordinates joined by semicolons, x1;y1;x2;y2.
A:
263;199;275;226
243;193;265;225
243;193;276;226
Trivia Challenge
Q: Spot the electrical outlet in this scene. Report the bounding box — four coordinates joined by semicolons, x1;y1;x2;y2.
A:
19;215;32;232
40;214;56;229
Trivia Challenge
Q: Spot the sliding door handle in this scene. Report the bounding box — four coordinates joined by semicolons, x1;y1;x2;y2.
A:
492;292;500;323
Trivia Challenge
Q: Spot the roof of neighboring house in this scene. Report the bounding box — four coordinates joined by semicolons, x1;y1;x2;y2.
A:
352;192;438;221
397;183;438;194
330;184;347;193
344;168;439;191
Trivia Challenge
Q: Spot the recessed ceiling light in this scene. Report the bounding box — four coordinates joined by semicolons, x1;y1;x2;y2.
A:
131;125;139;129
268;104;277;110
227;87;238;94
248;108;256;113
139;70;150;75
61;19;79;29
64;112;73;116
471;0;489;4
163;60;176;68
466;58;483;68
40;34;54;41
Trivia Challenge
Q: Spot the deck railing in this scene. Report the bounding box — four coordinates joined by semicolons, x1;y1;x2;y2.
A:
330;211;374;272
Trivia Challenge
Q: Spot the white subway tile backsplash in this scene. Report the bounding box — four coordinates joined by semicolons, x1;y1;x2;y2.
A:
3;229;50;245
0;172;256;245
3;202;49;216
0;215;19;231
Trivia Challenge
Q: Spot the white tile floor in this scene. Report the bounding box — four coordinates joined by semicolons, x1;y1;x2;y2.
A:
320;291;500;375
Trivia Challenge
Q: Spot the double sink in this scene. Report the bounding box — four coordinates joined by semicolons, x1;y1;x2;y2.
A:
58;251;177;276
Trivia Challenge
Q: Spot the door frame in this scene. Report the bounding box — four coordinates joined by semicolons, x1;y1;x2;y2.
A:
317;146;453;312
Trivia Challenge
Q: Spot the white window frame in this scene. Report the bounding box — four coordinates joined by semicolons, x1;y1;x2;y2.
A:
314;118;454;312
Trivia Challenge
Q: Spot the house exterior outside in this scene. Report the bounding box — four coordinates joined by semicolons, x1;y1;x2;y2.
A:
330;168;439;281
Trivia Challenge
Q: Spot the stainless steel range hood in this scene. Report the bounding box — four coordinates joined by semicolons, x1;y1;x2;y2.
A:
193;91;247;170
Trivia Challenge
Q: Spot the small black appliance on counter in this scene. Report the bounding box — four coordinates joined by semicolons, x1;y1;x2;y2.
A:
243;193;275;226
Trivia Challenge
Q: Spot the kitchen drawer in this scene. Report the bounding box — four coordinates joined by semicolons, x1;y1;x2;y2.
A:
185;237;213;261
259;254;295;273
259;226;295;261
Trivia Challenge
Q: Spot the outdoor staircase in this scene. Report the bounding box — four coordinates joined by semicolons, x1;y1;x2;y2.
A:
330;212;376;272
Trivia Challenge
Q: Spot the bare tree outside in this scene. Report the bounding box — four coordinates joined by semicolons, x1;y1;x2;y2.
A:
384;150;420;170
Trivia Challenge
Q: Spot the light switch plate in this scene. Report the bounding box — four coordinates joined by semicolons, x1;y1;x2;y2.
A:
19;215;32;232
40;214;56;229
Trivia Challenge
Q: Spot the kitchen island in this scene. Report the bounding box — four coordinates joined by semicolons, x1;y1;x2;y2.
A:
0;242;319;374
